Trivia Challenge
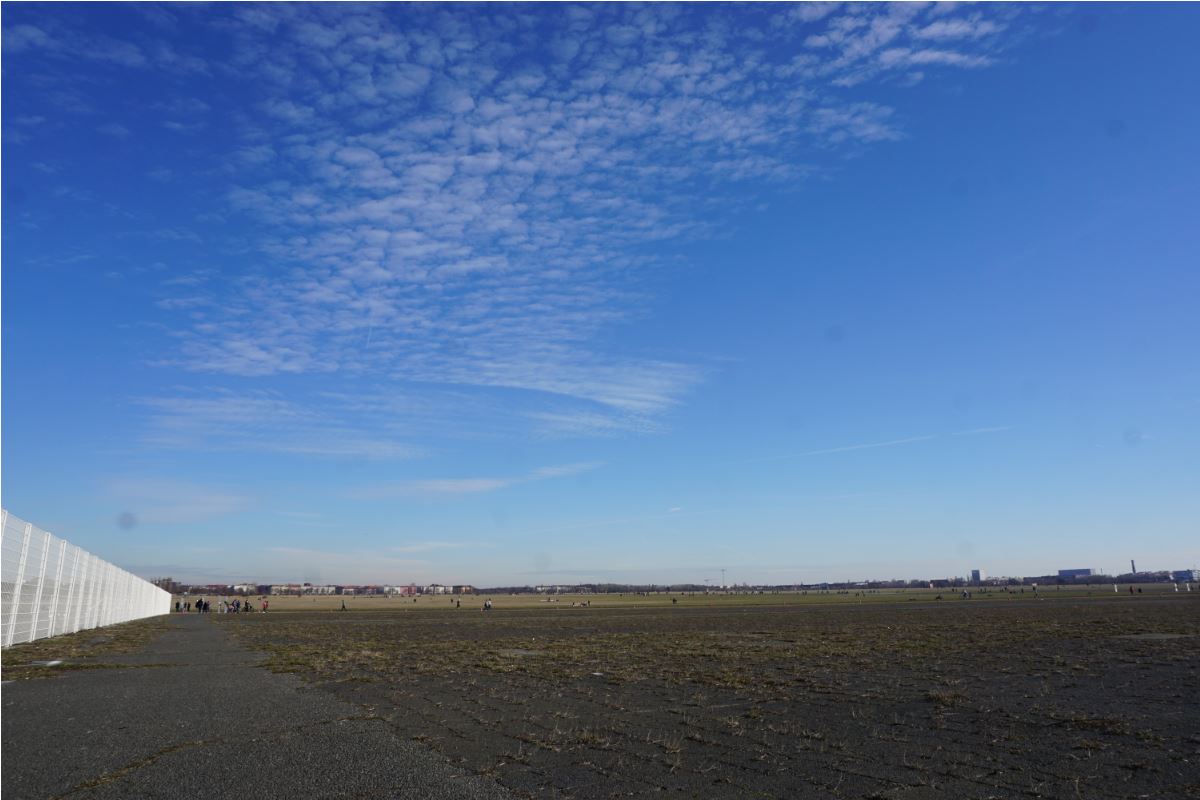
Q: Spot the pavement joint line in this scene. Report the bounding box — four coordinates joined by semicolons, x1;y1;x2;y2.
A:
5;615;514;799
50;738;218;799
51;714;395;799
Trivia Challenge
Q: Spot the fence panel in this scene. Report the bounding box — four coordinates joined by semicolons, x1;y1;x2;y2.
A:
0;510;170;648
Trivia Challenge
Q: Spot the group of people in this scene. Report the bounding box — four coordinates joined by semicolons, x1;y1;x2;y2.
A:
175;600;209;613
174;598;268;613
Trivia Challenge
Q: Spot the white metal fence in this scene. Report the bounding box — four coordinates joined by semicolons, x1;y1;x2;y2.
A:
1;509;170;648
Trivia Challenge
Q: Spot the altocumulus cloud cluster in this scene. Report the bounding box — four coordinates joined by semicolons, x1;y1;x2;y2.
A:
6;3;1028;447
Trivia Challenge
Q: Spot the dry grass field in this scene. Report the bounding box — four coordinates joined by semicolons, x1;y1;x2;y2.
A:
183;582;1187;612
213;589;1200;799
0;615;172;681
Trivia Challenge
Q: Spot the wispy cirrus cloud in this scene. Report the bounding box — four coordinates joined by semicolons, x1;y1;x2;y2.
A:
105;478;251;526
743;426;1012;463
952;425;1013;437
348;462;601;500
262;547;430;584
391;541;472;554
138;389;418;460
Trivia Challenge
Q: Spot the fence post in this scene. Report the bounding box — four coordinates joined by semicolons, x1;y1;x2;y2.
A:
5;523;34;647
79;554;97;631
28;530;53;643
94;562;107;629
88;560;100;630
63;545;82;635
103;563;117;627
47;538;68;638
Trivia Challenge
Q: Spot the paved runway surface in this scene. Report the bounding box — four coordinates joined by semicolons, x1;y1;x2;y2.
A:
2;614;512;799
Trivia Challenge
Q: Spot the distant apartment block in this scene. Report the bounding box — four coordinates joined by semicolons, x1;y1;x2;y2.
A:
970;569;985;584
1171;569;1198;582
1057;568;1097;580
421;584;474;595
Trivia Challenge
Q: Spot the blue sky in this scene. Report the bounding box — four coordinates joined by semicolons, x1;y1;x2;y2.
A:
3;3;1197;586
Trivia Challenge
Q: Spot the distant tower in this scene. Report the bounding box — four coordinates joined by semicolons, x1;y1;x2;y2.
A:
1131;559;1137;574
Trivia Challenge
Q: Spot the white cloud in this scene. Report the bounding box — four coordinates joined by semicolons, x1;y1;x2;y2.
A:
105;478;251;525
879;48;992;69
138;389;419;460
261;547;430;583
391;542;471;554
747;426;1012;462
913;18;1005;41
4;5;1028;439
348;462;601;499
98;122;131;138
148;6;1020;429
951;426;1012;437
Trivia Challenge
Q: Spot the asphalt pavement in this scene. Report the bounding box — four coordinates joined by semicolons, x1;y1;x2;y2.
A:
1;613;512;799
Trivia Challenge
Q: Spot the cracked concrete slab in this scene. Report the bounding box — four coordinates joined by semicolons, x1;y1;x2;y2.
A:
2;615;511;799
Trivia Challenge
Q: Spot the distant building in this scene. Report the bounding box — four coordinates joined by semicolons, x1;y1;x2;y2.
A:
1058;568;1097;580
970;569;985;584
152;577;181;593
1171;569;1198;582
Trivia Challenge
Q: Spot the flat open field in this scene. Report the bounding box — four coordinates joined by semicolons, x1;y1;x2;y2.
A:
215;591;1200;799
183;582;1188;612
